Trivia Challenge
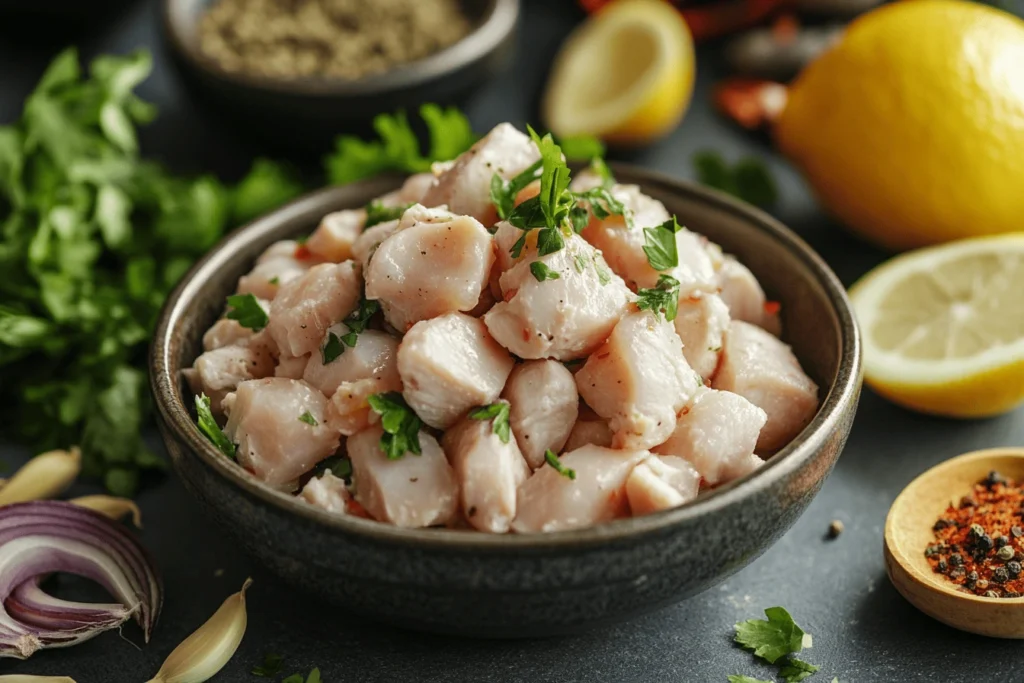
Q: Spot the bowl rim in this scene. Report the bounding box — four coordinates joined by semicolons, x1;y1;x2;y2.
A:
160;0;520;97
150;164;863;552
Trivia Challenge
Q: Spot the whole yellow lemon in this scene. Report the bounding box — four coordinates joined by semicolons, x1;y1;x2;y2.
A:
775;0;1024;251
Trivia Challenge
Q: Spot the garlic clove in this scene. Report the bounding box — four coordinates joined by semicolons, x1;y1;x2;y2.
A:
145;578;253;683
69;495;143;528
0;448;82;505
0;677;78;682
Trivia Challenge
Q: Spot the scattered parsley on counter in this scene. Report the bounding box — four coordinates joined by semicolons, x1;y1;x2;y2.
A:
545;449;576;480
367;392;422;459
727;676;773;683
282;668;322;683
298;411;318;426
779;658;820;683
636;274;681;322
735;606;810;664
251;653;284;677
469;401;511;444
642;217;685;271
195;394;236;459
364;199;413;229
530;262;561;282
694;150;778;208
225;293;268;330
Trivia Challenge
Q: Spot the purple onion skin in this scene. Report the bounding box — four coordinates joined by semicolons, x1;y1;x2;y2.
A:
0;501;162;659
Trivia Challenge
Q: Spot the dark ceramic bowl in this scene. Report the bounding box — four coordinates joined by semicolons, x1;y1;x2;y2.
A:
151;166;862;637
161;0;518;153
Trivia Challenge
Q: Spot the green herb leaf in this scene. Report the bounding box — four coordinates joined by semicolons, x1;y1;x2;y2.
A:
536;227;564;256
573;253;587;274
694;150;778;208
594;256;612;286
528;126;574;232
530;261;561;282
343;297;379;335
558;134;605;162
545;449;576;480
367;392;422;459
231;158;304;224
735;606;810;665
225;293;269;330
490;159;541;221
322;331;344;365
298;411;318;426
305;668;322;683
642;217;684;271
572;186;627;225
469;401;511;444
282;676;304;683
779;657;820;683
727;676;774;683
636;274;681;322
195;394;235;459
252;653;284;677
364;199;413;229
420;104;478;163
329;456;352;480
589;157;615;187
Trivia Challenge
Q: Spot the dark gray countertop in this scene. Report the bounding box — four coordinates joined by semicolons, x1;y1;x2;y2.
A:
2;1;1023;681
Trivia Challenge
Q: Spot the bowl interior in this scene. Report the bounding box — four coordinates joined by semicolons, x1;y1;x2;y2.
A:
153;165;860;548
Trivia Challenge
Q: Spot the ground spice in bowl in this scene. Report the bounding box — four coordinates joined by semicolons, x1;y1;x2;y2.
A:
925;470;1024;599
198;0;473;80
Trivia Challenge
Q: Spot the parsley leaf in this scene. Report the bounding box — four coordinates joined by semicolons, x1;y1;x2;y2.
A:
779;657;820;683
343;297;379;335
528;126;574;231
572;186;628;225
195;394;235;459
636;274;681;322
589;157;615;187
298;411;318;426
545;449;576;480
364;199;412;229
735;606;811;665
230;158;303;224
490;159;542;221
594;256;612;286
225;293;269;330
321;331;344;364
282;676;303;683
329;456;352;480
642;217;684;271
252;653;284;677
558;134;605;162
694;151;778;208
727;677;774;683
469;401;511;444
530;262;561;282
367;392;422;459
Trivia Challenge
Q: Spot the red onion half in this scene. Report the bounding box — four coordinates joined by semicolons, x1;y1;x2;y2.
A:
0;501;162;659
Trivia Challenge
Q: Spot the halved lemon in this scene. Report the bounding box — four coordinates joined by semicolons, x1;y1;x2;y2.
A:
542;0;695;146
849;234;1024;418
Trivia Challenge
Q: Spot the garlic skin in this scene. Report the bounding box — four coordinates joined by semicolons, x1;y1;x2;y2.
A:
69;495;143;528
0;448;81;505
145;578;252;683
0;677;77;682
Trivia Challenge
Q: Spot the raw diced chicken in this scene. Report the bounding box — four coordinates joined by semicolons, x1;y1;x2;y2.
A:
397;313;514;429
266;262;361;357
304;327;400;397
203;315;259;351
712;321;819;452
493;221;536;274
347;425;458;528
364;207;495;331
325;376;398;436
568;168;603;193
576;310;701;450
484;236;633;360
225;378;342;488
421;123;541;223
300;470;351;514
192;344;275;413
501;360;579;469
626;455;701;516
653;387;767;485
441;409;531;533
563;411;614;452
257;240;301;264
306;209;364;263
511;445;650;533
352;219;399;271
467;284;498;318
377;172;436;207
236;257;308;301
674;294;730;380
717;257;781;335
275;354;309;379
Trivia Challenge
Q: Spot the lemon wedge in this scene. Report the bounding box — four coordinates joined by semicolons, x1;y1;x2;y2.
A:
849;235;1024;418
542;0;695;146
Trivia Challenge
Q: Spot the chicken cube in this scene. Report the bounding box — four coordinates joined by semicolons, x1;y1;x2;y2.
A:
347;425;458;528
441;408;531;533
377;172;436;207
421;123;541;224
626;455;701;516
303;327;400;397
266;261;361;357
576;310;701;450
364;207;495;332
484;235;633;360
712;321;819;451
236;257;308;301
511;445;650;533
716;257;781;335
224;378;342;488
306;209;364;263
501;360;579;470
397;313;514;429
300;470;351;515
274;354;309;379
352;219;399;272
563;411;614;452
191;344;275;413
202;314;261;352
674;294;730;380
653;387;767;485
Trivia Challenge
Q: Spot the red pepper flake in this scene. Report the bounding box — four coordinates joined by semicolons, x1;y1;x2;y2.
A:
926;471;1024;598
294;243;313;260
764;300;781;315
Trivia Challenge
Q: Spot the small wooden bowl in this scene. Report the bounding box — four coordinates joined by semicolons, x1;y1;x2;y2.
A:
885;447;1024;638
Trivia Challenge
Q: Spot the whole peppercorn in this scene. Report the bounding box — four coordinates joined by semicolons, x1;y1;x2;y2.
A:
996;535;1010;548
950;567;966;579
1012;526;1023;538
949;553;964;567
933;519;952;531
969;523;986;539
998;546;1016;561
983;470;1007;489
1009;561;1022;578
994;567;1011;583
978;534;995;551
1005;592;1022;598
937;559;949;573
960;495;976;508
985;590;1001;598
977;579;990;591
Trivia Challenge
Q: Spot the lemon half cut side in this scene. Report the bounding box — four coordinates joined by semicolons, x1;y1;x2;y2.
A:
849;234;1024;418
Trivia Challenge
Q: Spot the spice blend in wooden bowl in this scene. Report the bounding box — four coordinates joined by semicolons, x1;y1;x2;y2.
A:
198;0;473;80
926;470;1024;599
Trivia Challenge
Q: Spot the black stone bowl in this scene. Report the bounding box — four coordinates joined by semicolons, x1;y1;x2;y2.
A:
151;166;862;637
160;0;519;154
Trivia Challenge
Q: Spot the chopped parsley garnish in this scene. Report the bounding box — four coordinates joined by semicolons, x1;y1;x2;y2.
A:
364;199;413;229
195;394;235;459
367;392;422;459
636;274;681;322
298;411;318;426
779;658;821;683
536;225;564;256
282;669;322;683
321;331;344;364
225;293;269;331
557;133;605;162
594;257;612;286
573;253;587;274
530;262;561;282
268;276;280;285
545;449;576;480
321;297;380;363
252;653;284;677
469;401;511;444
641;217;684;271
490;159;542;220
589;157;615;187
329;456;352;480
693;150;778;208
727;677;773;683
571;186;628;227
735;606;812;664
